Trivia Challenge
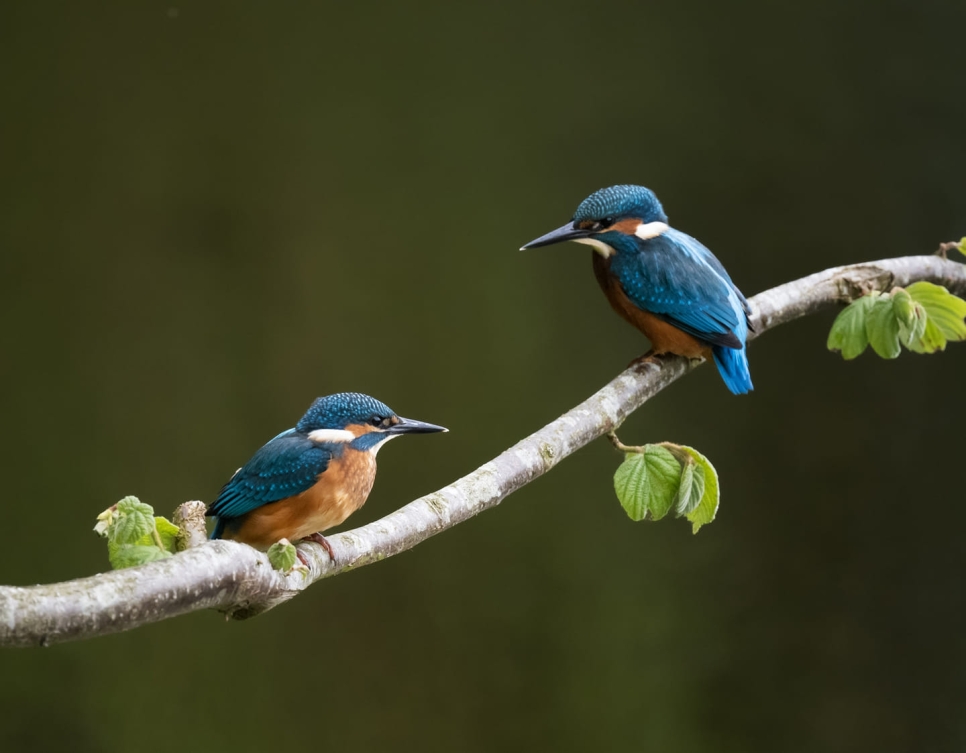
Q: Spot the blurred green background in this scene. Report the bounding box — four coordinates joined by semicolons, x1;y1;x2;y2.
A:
2;1;965;751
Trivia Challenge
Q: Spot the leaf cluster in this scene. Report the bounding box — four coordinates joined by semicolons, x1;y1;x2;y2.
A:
827;281;966;360
94;496;178;569
613;443;720;533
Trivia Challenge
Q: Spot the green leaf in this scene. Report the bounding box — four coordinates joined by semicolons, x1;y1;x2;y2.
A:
96;497;181;570
958;237;966;258
673;456;705;517
907;281;966;341
111;497;156;545
827;296;874;359
154;516;180;554
866;294;901;359
677;446;720;534
110;544;172;570
613;445;681;521
107;524;177;558
892;289;915;329
897;300;928;348
268;539;300;572
905;316;947;354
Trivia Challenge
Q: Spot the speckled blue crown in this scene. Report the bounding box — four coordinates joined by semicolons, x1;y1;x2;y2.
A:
573;185;667;224
297;392;395;430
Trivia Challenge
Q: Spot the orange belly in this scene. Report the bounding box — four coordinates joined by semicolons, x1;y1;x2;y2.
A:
223;450;377;550
592;252;711;359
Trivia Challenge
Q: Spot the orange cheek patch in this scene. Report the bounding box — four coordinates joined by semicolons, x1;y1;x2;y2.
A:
608;218;642;235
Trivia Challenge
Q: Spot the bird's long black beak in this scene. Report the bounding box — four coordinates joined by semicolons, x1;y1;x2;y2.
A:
519;222;590;250
387;416;448;435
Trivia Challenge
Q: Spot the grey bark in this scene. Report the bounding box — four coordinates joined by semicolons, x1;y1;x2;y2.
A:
2;254;964;647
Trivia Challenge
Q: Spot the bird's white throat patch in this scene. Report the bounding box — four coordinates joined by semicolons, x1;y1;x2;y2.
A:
575;237;617;258
370;433;400;455
634;221;669;241
308;429;355;443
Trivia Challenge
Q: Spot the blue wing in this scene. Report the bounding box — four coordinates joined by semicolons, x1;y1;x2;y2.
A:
612;228;749;349
207;431;332;520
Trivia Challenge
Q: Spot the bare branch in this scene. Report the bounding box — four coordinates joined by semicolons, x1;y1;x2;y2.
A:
2;253;964;647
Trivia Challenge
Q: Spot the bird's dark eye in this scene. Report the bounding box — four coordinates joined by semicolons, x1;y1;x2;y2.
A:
371;415;393;428
591;217;614;232
370;415;384;426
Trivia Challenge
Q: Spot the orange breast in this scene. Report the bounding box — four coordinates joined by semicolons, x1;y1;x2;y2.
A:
224;449;377;550
591;252;710;359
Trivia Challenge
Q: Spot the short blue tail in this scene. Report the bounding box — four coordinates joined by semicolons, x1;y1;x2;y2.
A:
210;517;225;540
712;344;754;395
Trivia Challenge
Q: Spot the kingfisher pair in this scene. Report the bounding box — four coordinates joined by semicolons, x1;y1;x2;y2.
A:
208;184;752;558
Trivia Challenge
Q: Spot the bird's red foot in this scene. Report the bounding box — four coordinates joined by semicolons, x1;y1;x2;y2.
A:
296;550;311;568
628;350;663;370
303;532;336;562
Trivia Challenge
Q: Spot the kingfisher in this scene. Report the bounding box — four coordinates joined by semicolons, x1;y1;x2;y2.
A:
207;392;447;561
521;184;753;394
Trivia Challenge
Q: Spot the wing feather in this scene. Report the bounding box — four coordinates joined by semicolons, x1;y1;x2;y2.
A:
207;433;332;520
613;229;748;348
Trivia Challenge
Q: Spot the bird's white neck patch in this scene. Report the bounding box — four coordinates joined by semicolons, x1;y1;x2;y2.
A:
574;237;616;258
308;428;355;443
634;221;669;241
368;433;400;455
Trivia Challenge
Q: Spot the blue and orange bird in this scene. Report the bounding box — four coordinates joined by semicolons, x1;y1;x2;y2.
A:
207;392;447;561
521;185;753;394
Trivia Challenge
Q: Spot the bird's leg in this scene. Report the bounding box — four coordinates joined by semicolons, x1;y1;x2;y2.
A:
628;349;664;370
303;532;336;562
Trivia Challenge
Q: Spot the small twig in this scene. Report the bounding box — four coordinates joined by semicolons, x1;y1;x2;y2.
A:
173;501;208;551
937;241;961;260
607;431;641;454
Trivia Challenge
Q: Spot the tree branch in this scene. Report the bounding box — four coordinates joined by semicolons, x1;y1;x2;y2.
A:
2;254;964;647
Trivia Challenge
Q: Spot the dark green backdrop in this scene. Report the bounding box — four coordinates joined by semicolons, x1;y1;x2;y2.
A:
2;2;965;751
